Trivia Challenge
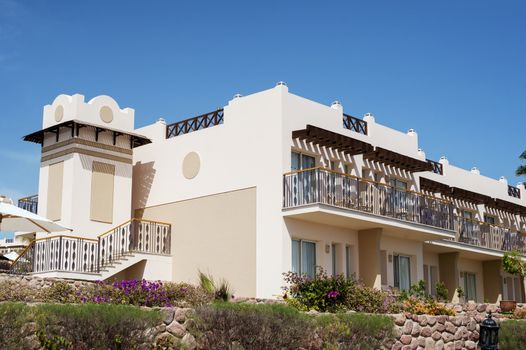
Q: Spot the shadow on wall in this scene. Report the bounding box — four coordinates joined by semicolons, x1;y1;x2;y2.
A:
106;260;146;282
132;161;156;212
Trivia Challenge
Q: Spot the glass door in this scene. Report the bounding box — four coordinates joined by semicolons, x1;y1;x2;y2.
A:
394;255;411;291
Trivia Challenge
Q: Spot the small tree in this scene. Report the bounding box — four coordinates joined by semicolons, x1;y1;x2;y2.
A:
502;250;526;301
516;151;526;177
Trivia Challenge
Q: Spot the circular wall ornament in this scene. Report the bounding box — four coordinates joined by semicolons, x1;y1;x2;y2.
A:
182;152;200;179
100;106;113;123
54;105;64;122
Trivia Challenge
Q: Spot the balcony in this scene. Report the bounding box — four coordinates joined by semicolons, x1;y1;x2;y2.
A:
453;218;526;255
18;195;38;214
166;109;224;138
283;168;455;235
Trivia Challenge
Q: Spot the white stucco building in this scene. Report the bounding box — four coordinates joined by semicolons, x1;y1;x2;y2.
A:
10;83;526;303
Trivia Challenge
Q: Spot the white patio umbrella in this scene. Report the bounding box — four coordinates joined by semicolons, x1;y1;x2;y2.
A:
3;251;19;261
0;196;70;233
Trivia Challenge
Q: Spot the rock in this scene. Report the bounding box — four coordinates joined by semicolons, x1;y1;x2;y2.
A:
394;314;407;326
392;341;403;350
435;339;444;350
450;317;462;327
454;328;462;341
467;320;477;332
453;305;463;313
487;304;499;313
476;304;487;313
155;332;180;348
465;340;476;350
445;322;456;334
412;323;421;336
442;332;454;343
174;307;193;322
410;338;418;350
181;333;197;350
420;326;432;337
436;323;446;332
470;330;479;341
166;320;186;338
424;338;435;350
427;317;437;326
403;320;414;335
437;315;447;324
162;308;175;325
400;334;412;345
417;336;426;347
418;315;428;326
444;342;455;350
432;331;442;341
21;335;40;350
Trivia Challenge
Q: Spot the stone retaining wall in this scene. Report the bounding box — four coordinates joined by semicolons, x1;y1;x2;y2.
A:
2;274;526;350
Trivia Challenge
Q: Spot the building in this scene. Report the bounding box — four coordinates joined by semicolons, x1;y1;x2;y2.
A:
10;83;526;303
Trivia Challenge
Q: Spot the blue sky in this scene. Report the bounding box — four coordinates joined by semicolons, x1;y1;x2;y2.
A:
0;1;525;223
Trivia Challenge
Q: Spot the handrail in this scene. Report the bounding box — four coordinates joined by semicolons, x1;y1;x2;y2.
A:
35;234;98;242
9;218;172;275
283;167;452;204
97;218;172;238
97;219;133;238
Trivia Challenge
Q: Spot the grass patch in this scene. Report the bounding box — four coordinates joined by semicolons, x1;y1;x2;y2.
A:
315;313;395;349
190;302;395;350
0;302;162;350
500;319;526;350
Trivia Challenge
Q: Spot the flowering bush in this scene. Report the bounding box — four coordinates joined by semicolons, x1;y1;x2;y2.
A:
283;269;401;313
401;297;454;316
0;278;213;307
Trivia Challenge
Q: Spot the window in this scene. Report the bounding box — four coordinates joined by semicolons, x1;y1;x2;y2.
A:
463;272;477;301
345;245;352;279
291;152;315;171
331;243;337;276
389;178;408;190
394;254;411;291
90;161;115;223
424;264;438;295
47;161;64;221
484;215;496;225
344;164;352;175
291;239;316;278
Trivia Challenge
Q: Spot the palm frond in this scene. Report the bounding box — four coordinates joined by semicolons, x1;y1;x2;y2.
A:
520;150;526;160
516;165;526;177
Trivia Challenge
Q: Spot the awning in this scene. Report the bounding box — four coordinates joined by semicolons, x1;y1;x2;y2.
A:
292;125;373;156
364;147;433;172
23;120;151;148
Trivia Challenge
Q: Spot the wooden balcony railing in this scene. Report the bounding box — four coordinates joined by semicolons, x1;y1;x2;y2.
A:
283;167;455;231
166;109;224;138
18;194;38;214
426;159;443;175
9;219;171;275
508;185;521;199
343;114;368;135
454;217;526;255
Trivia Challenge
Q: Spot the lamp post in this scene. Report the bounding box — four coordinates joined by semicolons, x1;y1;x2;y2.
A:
479;311;499;350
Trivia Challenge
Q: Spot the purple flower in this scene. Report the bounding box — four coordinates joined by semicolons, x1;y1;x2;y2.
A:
326;290;339;299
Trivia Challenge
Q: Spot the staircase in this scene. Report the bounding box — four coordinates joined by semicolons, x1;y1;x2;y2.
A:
9;219;171;280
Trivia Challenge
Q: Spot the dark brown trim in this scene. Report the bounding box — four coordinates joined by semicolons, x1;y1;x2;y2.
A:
364;147;433;173
292;124;373;156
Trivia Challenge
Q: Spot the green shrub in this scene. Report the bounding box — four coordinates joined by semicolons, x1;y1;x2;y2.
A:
0;302;161;350
283;269;401;313
0;303;33;350
198;271;234;302
500;319;526;350
435;281;449;302
315;313;395;349
0;279;37;302
35;303;161;349
0;279;213;307
190;302;313;349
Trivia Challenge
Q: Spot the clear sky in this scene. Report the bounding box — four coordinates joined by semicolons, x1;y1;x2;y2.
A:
0;1;525;227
